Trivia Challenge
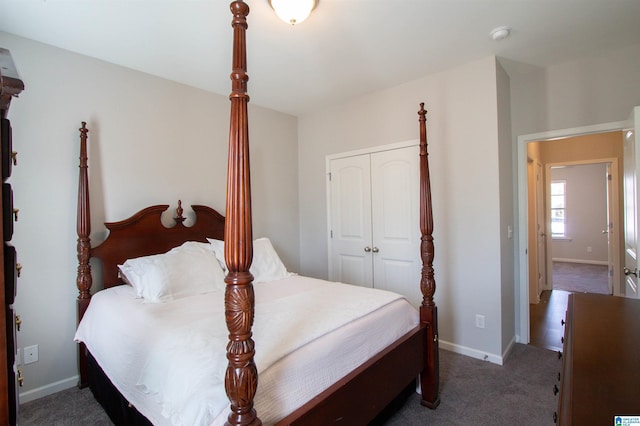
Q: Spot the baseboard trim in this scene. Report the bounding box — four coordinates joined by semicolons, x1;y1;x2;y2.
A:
552;258;608;266
439;339;504;365
501;335;516;361
19;375;78;403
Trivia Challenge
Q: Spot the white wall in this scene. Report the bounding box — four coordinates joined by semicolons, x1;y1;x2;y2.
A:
508;43;640;137
0;32;299;401
496;60;515;356
298;56;513;363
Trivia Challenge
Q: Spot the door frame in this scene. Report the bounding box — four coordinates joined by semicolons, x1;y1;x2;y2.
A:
516;120;626;344
623;107;640;298
543;159;619;295
534;159;546;300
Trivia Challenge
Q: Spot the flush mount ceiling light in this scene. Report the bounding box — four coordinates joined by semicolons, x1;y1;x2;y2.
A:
269;0;318;25
490;26;511;41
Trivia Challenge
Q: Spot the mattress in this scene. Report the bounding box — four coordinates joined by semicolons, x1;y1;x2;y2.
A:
75;275;419;426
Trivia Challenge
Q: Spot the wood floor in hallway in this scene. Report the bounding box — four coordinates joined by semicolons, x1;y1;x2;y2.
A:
529;290;569;351
530;261;611;351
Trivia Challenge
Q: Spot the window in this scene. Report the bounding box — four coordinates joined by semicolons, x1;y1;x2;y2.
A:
550;180;566;237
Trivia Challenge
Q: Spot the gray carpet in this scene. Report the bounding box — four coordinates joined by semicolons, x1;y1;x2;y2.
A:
19;344;558;425
385;343;558;425
552;261;610;294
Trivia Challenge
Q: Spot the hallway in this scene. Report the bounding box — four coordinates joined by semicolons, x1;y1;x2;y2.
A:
530;262;611;351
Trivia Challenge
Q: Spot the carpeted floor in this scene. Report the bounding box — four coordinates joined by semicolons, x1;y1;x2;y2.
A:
384;343;558;425
19;344;559;425
552;261;610;294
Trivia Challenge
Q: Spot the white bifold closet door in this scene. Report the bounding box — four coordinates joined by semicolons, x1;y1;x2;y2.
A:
328;145;421;305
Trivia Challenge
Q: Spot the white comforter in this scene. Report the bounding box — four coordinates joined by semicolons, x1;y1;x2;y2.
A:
75;275;418;425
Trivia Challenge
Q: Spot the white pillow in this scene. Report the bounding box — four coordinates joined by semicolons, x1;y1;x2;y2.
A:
207;237;290;283
118;241;227;303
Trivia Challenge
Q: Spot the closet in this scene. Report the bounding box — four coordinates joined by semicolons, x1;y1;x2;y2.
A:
0;48;24;426
327;143;422;306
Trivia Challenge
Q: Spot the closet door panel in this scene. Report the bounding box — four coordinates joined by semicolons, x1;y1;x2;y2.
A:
329;155;373;287
371;146;421;304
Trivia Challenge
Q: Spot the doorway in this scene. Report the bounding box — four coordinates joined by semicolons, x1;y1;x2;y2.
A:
527;135;622;297
516;121;627;345
547;162;614;295
529;160;616;350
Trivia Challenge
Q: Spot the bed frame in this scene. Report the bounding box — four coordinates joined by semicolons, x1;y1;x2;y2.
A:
75;1;440;424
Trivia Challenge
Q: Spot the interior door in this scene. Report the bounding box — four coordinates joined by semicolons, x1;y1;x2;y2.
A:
328;155;373;287
535;161;547;296
623;106;640;298
370;146;421;305
605;163;614;294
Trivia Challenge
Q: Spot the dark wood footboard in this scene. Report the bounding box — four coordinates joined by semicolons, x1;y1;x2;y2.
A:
276;325;426;425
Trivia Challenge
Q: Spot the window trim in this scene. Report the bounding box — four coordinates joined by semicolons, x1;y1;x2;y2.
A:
550;179;567;239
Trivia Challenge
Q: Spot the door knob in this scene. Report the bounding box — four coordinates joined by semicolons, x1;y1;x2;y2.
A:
364;246;371;252
624;267;638;277
372;247;379;253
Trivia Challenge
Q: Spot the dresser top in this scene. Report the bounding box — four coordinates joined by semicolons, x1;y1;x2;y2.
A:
0;48;25;114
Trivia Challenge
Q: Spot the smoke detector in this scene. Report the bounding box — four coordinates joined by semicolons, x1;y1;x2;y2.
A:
490;26;511;41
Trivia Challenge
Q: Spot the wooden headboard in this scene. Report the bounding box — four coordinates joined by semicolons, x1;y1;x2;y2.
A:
91;202;225;289
75;121;225;295
75;121;226;297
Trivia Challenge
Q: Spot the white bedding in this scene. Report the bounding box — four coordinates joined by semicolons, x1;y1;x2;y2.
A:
75;275;419;426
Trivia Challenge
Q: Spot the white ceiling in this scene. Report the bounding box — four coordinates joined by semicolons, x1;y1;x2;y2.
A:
1;0;640;116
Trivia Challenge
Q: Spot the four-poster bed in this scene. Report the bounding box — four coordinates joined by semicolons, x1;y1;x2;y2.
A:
74;1;440;425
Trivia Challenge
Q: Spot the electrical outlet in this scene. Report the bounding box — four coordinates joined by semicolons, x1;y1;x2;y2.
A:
23;345;38;364
475;314;485;329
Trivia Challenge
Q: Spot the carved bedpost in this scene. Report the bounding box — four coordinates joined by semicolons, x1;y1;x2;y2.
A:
418;103;440;408
76;122;92;388
224;2;261;425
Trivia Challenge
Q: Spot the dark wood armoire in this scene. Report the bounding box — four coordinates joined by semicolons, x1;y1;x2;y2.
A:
0;47;24;426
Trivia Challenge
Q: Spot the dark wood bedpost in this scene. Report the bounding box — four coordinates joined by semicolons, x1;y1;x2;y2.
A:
224;1;261;425
76;122;92;388
418;103;440;408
